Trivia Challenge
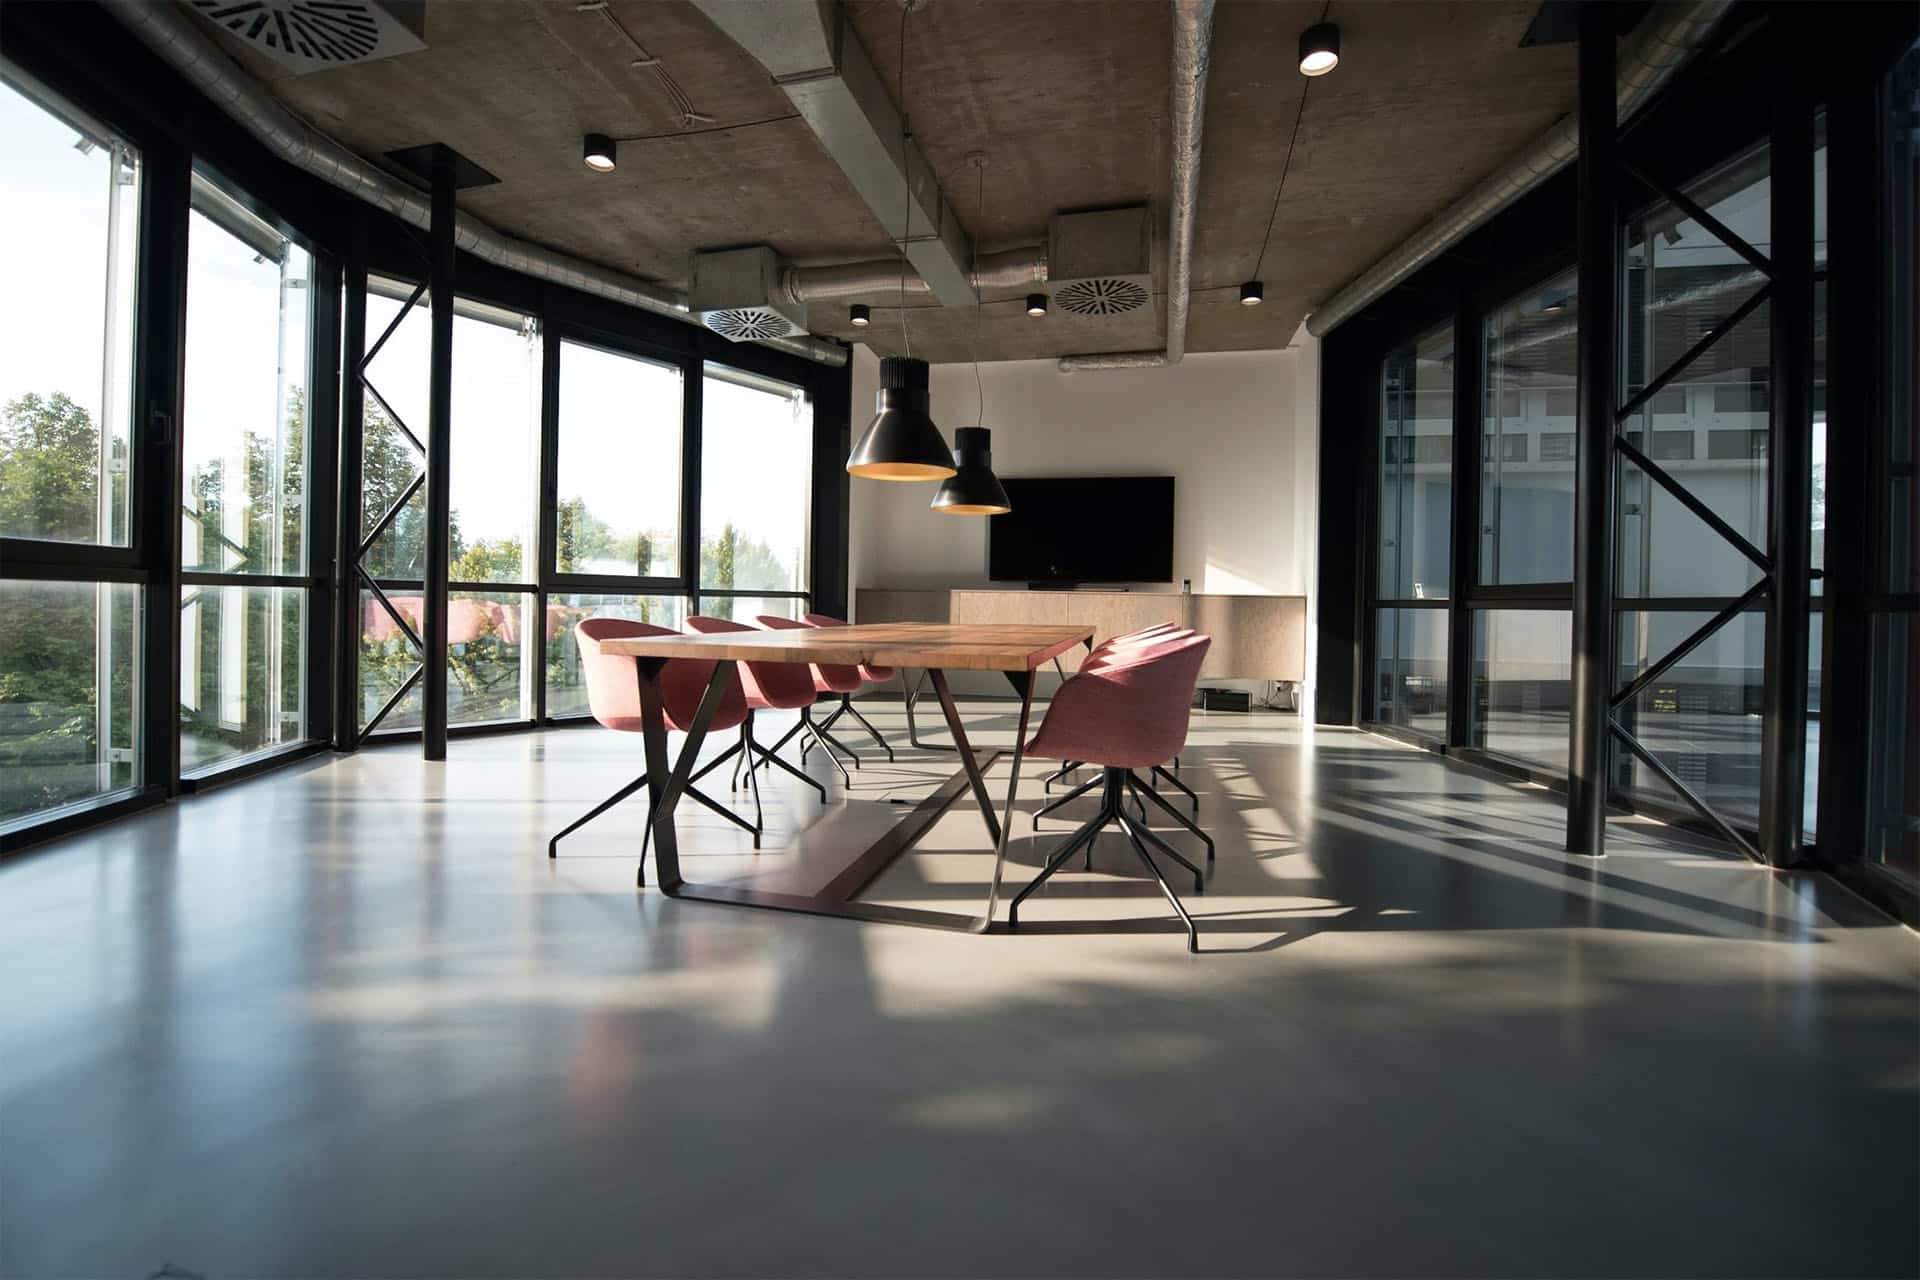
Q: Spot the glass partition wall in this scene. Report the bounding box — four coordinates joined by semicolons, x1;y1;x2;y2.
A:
1345;16;1918;922
0;37;844;851
0;69;143;832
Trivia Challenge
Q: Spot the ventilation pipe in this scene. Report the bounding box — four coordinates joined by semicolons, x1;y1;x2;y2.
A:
782;245;1048;304
1306;0;1734;338
101;0;849;368
1057;0;1214;373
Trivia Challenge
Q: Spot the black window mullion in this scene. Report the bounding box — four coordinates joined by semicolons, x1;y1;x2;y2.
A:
535;294;560;726
681;358;704;600
1449;303;1482;748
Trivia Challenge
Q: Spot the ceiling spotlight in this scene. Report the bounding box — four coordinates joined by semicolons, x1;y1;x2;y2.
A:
1240;280;1264;307
849;303;871;328
582;133;616;173
1298;22;1340;77
1541;294;1569;315
1026;293;1049;318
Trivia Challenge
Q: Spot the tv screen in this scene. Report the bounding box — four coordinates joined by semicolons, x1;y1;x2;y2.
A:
989;476;1175;584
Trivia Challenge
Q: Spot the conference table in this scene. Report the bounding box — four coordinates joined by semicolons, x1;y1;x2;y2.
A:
599;622;1095;931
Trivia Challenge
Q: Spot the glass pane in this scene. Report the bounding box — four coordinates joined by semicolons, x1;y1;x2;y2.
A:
359;587;422;735
0;579;140;828
179;585;305;775
1373;606;1446;739
1472;609;1571;771
450;311;539;585
546;594;690;720
182;175;312;575
448;591;531;726
360;285;428;582
697;595;801;625
555;340;682;577
1614;609;1763;826
1378;323;1453;600
0;73;138;546
1481;270;1577;585
700;367;813;595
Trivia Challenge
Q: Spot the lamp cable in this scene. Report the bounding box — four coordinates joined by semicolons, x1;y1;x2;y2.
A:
1251;0;1330;283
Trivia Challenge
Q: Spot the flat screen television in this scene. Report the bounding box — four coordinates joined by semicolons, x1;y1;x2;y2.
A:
989;476;1175;584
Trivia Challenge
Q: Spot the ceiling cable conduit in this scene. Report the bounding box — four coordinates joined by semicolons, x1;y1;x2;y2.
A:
1058;0;1215;373
100;0;849;367
783;245;1047;304
1305;0;1733;338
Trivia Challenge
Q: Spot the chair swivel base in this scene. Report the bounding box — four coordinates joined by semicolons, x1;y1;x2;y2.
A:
1009;768;1205;953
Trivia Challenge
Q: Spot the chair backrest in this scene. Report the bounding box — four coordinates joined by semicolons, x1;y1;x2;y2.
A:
574;618;747;733
759;614;863;691
1083;622;1187;672
1063;631;1212;766
685;615;818;709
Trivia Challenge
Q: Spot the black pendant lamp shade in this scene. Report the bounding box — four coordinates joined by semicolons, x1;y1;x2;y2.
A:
847;356;955;481
931;427;1011;515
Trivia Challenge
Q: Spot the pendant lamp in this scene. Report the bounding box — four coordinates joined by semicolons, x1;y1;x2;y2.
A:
931;427;1011;514
847;355;955;480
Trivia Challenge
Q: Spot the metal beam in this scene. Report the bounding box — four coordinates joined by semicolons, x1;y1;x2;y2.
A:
1758;21;1815;866
422;145;455;761
1567;3;1619;857
690;0;976;305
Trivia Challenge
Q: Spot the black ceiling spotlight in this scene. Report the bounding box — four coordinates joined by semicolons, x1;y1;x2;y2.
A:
1240;280;1264;307
849;303;871;327
846;355;956;481
1025;292;1049;317
1298;22;1340;77
930;428;1012;516
582;132;616;173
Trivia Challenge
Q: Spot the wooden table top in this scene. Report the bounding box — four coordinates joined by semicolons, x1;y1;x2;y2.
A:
599;622;1096;672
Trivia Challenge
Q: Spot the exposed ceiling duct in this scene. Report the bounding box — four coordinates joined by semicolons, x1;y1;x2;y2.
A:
1305;0;1734;339
690;0;979;307
781;244;1048;305
1058;0;1215;373
101;0;849;367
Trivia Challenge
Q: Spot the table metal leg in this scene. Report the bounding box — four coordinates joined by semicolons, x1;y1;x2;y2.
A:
976;669;1037;935
928;670;1002;845
636;657;737;891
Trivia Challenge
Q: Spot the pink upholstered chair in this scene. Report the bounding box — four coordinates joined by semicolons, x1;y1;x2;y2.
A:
1009;629;1213;951
801;613;897;763
754;614;868;775
548;619;762;883
684;616;834;798
1043;622;1196;810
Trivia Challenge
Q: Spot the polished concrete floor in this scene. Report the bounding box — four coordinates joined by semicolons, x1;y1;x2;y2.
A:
2;701;1915;1279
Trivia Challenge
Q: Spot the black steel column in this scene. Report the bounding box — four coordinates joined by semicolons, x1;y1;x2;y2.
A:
1447;307;1482;748
1566;3;1618;856
1758;21;1815;865
422;147;456;760
334;215;368;751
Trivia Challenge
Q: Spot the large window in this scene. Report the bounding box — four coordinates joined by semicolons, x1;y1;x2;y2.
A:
553;339;682;578
355;281;541;734
1482;269;1578;586
697;364;813;620
1372;322;1452;737
179;168;314;775
0;69;144;830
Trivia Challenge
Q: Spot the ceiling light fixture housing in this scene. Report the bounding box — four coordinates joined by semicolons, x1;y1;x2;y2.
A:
1026;293;1049;318
1240;280;1264;307
1298;22;1340;76
849;303;871;327
583;132;616;172
930;428;1011;515
847;356;955;481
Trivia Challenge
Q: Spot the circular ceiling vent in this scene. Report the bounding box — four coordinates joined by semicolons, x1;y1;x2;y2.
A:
189;0;425;71
1053;277;1151;317
704;308;797;342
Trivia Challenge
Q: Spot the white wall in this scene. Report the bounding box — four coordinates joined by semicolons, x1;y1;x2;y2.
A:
848;333;1320;699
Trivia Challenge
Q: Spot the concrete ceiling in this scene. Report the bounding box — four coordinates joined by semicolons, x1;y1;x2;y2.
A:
218;0;1579;363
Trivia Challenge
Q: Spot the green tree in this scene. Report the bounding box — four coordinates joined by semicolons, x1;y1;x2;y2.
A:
0;391;107;542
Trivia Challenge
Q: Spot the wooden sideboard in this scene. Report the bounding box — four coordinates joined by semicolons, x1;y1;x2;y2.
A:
855;588;1305;682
